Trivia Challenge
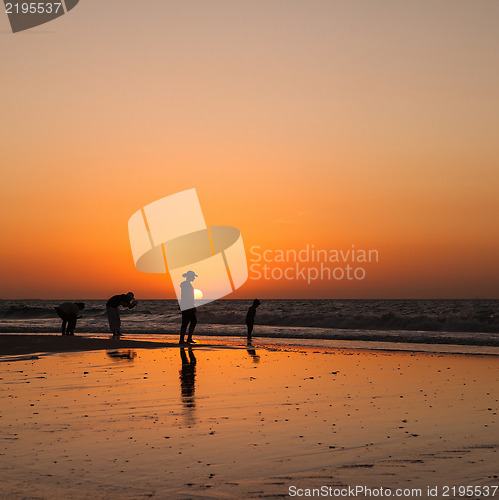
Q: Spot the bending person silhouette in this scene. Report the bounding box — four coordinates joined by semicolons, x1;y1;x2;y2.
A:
54;301;85;336
106;292;137;339
179;270;198;344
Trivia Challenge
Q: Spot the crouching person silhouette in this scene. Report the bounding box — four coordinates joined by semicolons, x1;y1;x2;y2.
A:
55;301;85;336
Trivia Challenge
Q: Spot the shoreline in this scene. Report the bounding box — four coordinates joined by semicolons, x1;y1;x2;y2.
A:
1;333;499;359
1;321;498;347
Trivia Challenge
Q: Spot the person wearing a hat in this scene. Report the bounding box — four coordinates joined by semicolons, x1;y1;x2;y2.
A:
106;292;137;339
179;270;198;344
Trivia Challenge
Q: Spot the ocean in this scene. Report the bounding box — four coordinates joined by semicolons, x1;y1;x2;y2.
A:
0;299;498;348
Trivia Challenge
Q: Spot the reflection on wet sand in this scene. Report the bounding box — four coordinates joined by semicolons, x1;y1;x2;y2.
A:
1;345;498;499
106;349;137;360
179;347;196;425
246;347;260;363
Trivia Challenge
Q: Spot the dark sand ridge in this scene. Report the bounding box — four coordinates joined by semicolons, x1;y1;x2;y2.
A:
0;335;208;357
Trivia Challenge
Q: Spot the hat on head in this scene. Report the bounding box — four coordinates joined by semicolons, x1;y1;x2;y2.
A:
182;270;198;278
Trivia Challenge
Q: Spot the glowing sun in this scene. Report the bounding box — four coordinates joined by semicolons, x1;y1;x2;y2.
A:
194;289;203;299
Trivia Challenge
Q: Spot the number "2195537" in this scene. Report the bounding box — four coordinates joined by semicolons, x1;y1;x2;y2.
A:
5;2;63;14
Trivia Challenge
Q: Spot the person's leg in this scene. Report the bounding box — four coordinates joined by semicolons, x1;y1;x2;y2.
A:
247;322;254;344
186;310;197;342
113;314;121;337
180;311;189;343
55;307;67;335
67;314;77;335
107;307;121;338
106;307;114;335
115;318;121;336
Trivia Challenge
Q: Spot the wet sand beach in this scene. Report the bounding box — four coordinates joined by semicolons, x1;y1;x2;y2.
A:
0;338;498;499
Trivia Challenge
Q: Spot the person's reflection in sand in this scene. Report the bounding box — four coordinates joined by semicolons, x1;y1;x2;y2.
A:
246;347;260;363
179;347;197;425
106;349;137;361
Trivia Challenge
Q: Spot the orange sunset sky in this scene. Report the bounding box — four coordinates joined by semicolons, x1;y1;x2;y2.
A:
1;1;498;299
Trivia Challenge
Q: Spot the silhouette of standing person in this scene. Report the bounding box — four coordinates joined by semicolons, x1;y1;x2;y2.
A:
106;292;137;339
245;299;260;345
179;270;198;344
54;302;85;336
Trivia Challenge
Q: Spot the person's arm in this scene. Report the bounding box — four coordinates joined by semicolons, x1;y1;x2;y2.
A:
70;303;82;317
122;297;137;309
